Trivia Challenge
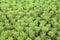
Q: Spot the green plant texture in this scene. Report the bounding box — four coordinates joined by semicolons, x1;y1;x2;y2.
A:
0;0;60;40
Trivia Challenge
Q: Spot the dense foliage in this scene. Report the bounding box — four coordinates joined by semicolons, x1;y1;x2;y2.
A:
0;0;60;40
